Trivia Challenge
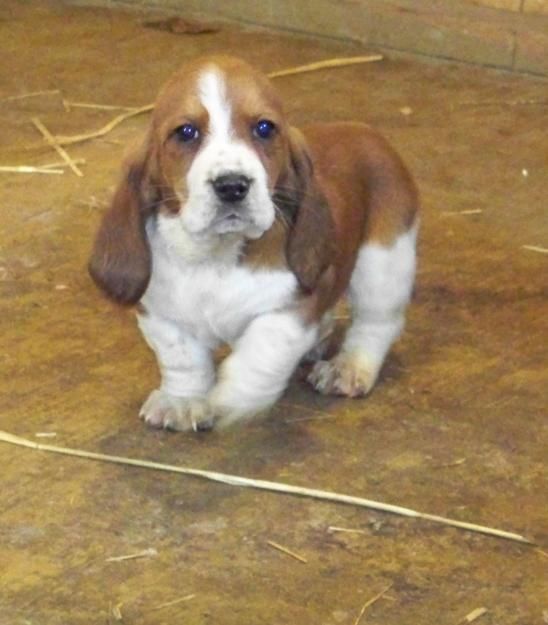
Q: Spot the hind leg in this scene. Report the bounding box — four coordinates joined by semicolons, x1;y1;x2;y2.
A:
308;225;417;397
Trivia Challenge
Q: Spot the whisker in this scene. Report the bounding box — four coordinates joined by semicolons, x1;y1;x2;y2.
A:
147;194;183;211
274;206;291;231
274;184;317;202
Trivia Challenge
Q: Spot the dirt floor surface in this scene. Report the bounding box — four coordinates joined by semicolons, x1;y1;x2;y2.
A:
0;2;547;624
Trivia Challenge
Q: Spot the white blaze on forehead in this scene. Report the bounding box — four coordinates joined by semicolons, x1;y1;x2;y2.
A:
198;69;232;140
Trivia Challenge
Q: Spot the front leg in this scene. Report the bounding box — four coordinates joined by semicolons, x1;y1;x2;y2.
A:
137;313;215;431
209;311;318;428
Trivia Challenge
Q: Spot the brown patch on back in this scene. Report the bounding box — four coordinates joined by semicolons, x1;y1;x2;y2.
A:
303;122;419;247
280;121;419;317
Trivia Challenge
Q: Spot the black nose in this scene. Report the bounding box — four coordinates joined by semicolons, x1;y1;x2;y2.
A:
211;174;251;203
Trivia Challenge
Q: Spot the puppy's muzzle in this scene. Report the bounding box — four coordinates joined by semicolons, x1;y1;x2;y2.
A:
211;173;252;203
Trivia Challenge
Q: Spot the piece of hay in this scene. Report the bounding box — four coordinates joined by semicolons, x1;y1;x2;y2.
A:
31;117;83;177
457;98;548;108
0;165;64;175
328;526;369;535
282;403;335;423
522;245;548;255
0;89;61;104
51;56;383;147
63;100;139;112
267;540;307;563
111;602;123;621
105;547;157;562
439;458;467;468
461;607;488;623
354;583;393;625
151;594;196;610
441;209;483;216
268;55;383;79
0;430;533;544
41;158;86;169
55;104;153;147
284;414;336;423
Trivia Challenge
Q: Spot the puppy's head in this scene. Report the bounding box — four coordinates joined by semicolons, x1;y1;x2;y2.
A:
154;56;294;238
89;56;334;304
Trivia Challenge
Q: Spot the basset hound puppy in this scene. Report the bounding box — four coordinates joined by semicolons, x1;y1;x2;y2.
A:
89;55;419;431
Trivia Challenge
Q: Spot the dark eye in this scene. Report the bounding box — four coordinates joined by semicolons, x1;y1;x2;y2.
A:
254;119;276;140
174;123;200;143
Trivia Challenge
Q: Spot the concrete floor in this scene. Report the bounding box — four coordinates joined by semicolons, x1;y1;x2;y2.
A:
1;2;547;624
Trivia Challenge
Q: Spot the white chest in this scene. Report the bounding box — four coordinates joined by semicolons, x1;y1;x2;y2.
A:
141;225;298;346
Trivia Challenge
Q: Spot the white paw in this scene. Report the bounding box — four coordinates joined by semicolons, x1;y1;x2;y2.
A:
307;353;378;398
139;389;213;432
208;394;271;430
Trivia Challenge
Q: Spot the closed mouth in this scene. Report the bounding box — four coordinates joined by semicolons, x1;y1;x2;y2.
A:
212;208;250;233
213;207;247;225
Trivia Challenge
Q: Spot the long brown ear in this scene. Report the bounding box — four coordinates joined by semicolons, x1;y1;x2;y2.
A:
279;128;336;293
88;144;154;305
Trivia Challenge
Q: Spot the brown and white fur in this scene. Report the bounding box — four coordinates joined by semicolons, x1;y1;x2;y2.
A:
89;56;419;431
